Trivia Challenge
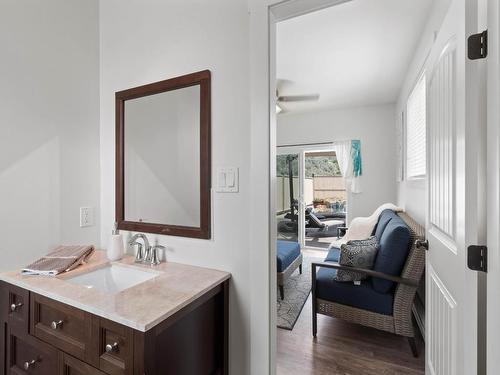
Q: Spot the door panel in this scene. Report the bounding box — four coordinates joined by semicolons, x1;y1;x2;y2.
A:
427;264;457;375
428;42;456;242
425;0;483;374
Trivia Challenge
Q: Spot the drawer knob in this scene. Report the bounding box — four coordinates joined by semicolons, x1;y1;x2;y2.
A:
51;320;63;330
10;302;22;312
105;342;119;353
23;359;38;370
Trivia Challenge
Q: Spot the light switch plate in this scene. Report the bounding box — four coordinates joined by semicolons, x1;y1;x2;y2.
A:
216;167;239;193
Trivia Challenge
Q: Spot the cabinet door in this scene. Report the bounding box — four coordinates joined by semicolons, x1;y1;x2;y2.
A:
0;283;29;334
6;326;58;375
93;318;134;375
60;353;106;375
30;294;92;363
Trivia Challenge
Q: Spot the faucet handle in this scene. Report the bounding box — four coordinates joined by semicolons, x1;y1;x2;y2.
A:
131;242;144;263
151;245;166;266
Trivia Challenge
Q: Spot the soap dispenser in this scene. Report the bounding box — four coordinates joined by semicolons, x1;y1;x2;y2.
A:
107;222;124;261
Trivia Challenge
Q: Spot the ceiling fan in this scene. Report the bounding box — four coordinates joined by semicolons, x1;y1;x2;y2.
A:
276;79;319;113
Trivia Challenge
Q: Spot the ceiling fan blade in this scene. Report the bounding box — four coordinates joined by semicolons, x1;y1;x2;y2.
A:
278;94;320;102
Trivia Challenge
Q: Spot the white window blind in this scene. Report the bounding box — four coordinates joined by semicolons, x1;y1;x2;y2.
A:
406;74;426;179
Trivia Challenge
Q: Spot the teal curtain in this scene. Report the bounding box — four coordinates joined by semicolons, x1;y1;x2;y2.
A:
351;140;362;177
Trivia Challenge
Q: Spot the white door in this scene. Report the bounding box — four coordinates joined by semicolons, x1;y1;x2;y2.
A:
425;0;485;374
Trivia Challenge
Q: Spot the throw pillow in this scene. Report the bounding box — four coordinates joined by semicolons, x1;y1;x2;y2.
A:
335;236;379;282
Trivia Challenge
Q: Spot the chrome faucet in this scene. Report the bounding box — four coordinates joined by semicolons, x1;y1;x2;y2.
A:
128;233;150;263
128;233;164;265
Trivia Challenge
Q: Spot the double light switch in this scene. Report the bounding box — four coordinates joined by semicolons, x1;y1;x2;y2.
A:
216;167;239;193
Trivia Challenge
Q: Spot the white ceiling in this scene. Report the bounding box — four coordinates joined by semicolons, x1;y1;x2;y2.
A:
276;0;434;113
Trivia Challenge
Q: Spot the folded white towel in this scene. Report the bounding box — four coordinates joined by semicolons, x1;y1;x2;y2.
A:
330;203;403;249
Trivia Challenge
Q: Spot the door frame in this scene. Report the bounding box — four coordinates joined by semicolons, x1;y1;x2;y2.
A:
258;0;492;374
263;1;354;374
487;0;500;373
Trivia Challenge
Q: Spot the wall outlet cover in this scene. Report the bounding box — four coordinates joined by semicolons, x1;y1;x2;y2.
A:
80;207;94;227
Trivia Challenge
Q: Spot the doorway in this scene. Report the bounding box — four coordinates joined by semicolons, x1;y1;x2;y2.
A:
267;0;488;374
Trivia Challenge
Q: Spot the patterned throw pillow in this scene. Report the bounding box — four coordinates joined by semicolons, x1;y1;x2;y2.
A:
335;236;379;282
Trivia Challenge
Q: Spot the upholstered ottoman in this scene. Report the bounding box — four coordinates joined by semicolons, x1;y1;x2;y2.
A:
277;240;303;300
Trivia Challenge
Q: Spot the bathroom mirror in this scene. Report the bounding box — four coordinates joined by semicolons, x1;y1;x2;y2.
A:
116;70;211;239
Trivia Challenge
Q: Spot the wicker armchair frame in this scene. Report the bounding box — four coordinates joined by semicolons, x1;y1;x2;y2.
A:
311;212;426;357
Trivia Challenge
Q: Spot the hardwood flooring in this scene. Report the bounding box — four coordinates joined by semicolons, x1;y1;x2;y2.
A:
277;249;425;375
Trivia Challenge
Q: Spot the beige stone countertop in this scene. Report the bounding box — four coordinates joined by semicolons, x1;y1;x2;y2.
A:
0;251;231;332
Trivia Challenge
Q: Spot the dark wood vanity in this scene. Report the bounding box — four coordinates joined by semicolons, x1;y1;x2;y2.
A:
0;278;228;375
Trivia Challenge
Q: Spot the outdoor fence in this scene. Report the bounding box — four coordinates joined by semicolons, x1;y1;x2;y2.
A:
276;176;346;213
312;176;347;201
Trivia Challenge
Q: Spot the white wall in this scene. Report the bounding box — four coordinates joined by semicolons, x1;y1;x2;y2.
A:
99;1;251;373
0;0;100;271
396;0;451;225
277;104;398;222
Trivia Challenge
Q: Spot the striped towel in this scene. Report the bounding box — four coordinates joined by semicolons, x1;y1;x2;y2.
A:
21;245;95;276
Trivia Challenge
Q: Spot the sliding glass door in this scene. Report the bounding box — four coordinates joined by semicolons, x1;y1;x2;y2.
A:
303;151;347;249
276;144;348;250
276;150;305;246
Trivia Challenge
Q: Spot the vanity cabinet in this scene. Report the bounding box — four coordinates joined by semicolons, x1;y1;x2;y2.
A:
0;280;229;375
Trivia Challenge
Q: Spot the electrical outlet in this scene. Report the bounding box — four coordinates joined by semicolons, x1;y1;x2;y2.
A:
80;207;94;227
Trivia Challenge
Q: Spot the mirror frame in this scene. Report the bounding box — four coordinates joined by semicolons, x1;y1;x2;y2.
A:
115;70;211;239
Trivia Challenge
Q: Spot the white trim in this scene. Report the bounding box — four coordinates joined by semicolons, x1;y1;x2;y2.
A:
271;0;351;22
487;0;500;373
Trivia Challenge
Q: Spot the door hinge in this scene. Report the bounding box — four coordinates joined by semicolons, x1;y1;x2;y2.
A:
468;30;488;60
467;245;487;272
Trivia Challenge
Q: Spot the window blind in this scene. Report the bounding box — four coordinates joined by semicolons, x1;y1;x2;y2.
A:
406;75;426;179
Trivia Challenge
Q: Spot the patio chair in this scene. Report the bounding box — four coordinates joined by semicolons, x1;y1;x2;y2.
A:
311;211;426;357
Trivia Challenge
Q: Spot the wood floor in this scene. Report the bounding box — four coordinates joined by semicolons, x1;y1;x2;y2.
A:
277;250;425;375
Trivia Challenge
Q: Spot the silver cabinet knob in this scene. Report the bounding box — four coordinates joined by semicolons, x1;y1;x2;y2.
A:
51;320;63;330
23;359;38;370
10;302;22;312
105;342;119;353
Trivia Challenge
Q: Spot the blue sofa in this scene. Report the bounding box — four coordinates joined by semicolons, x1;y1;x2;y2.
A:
311;210;426;357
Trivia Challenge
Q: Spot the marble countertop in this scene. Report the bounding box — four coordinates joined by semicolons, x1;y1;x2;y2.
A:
0;251;230;332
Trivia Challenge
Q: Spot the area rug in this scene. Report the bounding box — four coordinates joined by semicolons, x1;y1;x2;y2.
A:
277;256;322;330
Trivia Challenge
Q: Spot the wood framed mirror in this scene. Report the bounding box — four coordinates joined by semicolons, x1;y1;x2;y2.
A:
116;70;211;239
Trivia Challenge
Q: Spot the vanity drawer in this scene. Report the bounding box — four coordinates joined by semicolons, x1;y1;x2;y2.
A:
0;282;29;333
6;326;58;375
93;319;133;375
61;353;107;375
30;294;92;363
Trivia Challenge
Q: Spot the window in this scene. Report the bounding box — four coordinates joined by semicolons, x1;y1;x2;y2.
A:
406;74;426;179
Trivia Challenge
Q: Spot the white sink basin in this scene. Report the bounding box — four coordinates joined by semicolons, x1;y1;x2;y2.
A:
66;264;159;293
